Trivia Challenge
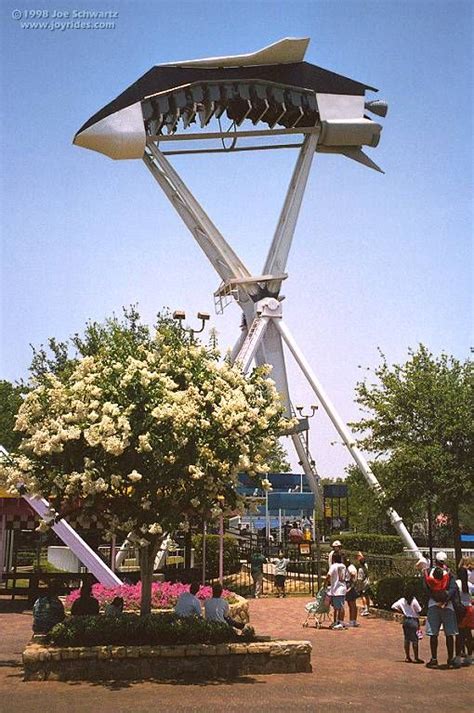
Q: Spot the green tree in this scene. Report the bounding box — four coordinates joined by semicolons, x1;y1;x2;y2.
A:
344;467;390;533
351;345;473;563
266;439;291;473
0;309;292;614
0;380;27;451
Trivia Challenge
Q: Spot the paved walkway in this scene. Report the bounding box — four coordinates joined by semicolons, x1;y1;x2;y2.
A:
0;597;471;713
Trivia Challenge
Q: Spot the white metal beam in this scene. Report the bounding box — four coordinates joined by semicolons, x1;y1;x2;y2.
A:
263;132;319;295
256;323;322;503
144;143;254;288
274;318;423;559
24;495;121;586
151;126;320;143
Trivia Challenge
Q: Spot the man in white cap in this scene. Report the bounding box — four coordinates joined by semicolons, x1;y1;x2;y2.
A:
424;551;460;669
328;540;342;566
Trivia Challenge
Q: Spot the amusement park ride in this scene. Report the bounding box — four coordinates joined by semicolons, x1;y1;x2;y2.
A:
2;38;423;587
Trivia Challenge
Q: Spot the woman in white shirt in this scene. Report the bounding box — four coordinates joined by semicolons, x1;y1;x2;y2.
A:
392;586;424;664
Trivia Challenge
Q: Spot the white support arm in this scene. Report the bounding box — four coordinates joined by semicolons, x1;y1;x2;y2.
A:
274;318;422;558
144;142;254;289
263;132;319;294
24;495;121;586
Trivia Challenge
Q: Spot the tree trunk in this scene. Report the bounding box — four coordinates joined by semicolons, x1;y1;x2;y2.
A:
452;506;462;569
139;539;161;616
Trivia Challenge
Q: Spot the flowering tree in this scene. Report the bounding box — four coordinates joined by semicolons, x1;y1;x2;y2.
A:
0;310;291;613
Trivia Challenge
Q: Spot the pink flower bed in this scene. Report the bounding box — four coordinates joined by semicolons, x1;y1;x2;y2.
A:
65;581;237;612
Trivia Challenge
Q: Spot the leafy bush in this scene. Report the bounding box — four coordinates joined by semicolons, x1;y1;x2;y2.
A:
49;613;253;647
192;534;241;578
338;533;404;555
371;576;428;612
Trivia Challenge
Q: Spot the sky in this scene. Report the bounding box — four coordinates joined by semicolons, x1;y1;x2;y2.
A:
0;0;472;478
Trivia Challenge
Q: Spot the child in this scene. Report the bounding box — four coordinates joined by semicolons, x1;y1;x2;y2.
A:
392;586;424;663
424;566;450;601
272;551;290;598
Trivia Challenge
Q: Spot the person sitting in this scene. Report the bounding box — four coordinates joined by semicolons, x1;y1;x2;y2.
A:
204;583;244;629
32;581;65;635
104;596;124;617
70;582;100;616
174;582;202;618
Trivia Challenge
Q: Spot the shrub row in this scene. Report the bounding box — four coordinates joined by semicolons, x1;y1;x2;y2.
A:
371;576;428;613
337;533;404;555
49;613;254;647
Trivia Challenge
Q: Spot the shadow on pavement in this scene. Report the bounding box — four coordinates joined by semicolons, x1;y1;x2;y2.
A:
0;599;31;614
59;675;265;691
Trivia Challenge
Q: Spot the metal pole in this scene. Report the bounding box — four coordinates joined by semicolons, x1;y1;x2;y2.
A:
278;508;282;546
202;521;207;586
0;513;5;583
427;500;434;566
274;318;423;560
315;522;322;592
110;535;116;573
218;514;224;585
263;133;319;295
265;491;270;542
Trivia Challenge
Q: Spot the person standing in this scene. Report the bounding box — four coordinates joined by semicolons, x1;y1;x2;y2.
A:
328;540;343;566
392;586;424;663
326;552;347;629
356;552;371;616
423;551;460;669
250;549;267;598
273;551;290;598
345;558;360;627
455;562;473;666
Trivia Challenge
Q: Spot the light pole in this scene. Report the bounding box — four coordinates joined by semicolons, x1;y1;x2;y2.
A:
172;310;210;338
295;404;320;588
173;309;211;572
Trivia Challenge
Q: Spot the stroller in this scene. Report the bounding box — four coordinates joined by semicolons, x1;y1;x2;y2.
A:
302;586;331;629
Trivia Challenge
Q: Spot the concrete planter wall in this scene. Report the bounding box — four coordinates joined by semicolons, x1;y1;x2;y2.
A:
23;640;312;681
367;607;426;625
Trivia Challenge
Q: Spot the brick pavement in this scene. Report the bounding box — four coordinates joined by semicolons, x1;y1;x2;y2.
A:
0;597;471;713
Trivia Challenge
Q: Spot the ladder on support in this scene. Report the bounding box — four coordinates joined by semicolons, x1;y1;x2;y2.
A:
235;315;268;372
